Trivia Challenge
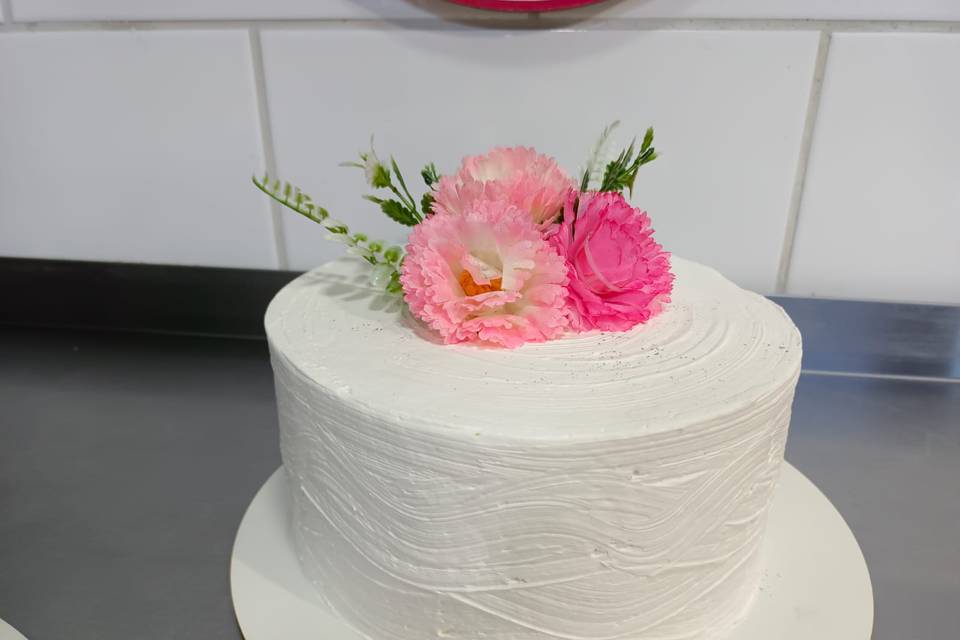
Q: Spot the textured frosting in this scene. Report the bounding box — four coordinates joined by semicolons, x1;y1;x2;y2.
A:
266;257;802;640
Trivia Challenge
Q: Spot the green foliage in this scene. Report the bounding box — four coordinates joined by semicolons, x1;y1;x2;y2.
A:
421;162;440;187
580;120;620;191
598;127;658;196
343;144;433;225
252;173;404;293
370;164;391;189
363;195;420;227
383;246;404;265
390;158;414;202
421;192;435;216
342;139;391;189
252;173;330;223
253;139;443;297
385;270;403;294
418;162;440;217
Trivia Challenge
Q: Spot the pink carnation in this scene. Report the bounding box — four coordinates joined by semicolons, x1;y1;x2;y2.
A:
401;200;569;348
433;147;575;227
548;191;673;332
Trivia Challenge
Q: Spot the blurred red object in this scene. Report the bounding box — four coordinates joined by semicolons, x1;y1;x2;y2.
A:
448;0;608;11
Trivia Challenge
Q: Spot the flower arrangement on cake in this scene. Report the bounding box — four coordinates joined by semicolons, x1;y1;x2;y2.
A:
253;122;672;348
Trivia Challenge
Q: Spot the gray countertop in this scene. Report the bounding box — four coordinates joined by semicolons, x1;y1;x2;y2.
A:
1;299;959;640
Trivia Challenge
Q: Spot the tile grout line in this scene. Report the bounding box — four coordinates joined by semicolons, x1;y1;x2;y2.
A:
0;17;958;33
248;27;289;270
775;30;831;294
802;368;960;385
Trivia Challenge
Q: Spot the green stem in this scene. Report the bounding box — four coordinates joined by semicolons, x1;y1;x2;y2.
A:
388;184;415;213
251;175;326;224
252;173;404;294
390;157;419;214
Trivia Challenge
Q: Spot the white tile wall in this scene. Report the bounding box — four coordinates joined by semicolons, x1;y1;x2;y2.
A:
261;28;818;293
0;30;277;268
9;0;496;22
561;0;960;21
0;1;958;303
788;33;960;305
10;0;960;22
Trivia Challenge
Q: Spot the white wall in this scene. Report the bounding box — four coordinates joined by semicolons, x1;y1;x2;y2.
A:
0;0;957;304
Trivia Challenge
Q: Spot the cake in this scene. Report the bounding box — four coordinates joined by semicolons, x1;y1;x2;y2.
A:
256;126;803;639
265;256;802;640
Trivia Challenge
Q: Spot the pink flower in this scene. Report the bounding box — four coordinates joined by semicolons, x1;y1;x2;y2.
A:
401;199;569;348
433;147;575;226
548;191;673;332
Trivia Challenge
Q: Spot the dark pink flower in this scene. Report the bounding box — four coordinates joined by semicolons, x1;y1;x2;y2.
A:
548;191;673;332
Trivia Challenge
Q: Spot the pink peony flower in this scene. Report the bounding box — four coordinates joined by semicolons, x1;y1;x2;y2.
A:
401;199;569;348
433;147;575;226
548;191;673;332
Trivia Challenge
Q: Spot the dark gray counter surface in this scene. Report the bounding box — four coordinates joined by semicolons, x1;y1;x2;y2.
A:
1;298;958;640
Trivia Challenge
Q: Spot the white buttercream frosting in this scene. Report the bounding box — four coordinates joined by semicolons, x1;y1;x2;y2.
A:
266;257;802;640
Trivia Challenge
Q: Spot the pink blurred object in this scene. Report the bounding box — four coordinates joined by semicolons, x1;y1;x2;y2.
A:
433;146;574;227
447;0;608;12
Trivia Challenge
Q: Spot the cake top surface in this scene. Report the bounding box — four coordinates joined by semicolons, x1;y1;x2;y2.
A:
266;257;801;442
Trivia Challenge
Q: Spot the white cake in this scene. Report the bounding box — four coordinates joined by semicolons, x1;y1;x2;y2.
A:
265;256;802;640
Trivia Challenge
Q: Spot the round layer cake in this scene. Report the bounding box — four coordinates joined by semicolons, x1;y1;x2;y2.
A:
265;257;802;640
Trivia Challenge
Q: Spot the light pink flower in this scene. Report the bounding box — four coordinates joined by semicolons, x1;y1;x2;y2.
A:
548;191;673;332
401;199;569;348
433;147;575;226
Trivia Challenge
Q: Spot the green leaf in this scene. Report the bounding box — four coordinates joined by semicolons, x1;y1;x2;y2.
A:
370;164;391;189
385;270;404;294
580;120;620;191
640;127;655;153
378;199;419;227
252;173;326;224
389;156;420;218
421;162;440;187
252;171;397;290
597;127;658;195
421;192;435;216
384;246;403;264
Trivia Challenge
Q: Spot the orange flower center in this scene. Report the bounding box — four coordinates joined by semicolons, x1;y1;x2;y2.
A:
459;270;502;296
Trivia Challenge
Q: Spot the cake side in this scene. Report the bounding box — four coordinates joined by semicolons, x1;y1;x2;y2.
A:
266;257;801;441
266;257;801;640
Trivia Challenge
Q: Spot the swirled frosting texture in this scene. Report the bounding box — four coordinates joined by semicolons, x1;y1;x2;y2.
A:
266;258;802;640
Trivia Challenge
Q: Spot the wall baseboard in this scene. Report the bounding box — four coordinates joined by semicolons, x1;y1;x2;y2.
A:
1;257;956;380
0;257;296;339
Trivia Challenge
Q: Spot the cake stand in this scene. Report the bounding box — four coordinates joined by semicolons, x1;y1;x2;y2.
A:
231;463;873;640
0;618;28;640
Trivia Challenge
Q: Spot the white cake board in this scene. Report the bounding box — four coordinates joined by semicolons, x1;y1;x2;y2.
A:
231;463;873;640
0;618;28;640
